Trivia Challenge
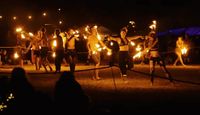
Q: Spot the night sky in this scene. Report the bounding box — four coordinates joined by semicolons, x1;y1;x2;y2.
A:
0;0;200;45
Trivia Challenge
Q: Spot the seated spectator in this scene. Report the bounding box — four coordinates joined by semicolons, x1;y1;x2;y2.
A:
0;75;10;104
6;67;53;114
54;71;90;113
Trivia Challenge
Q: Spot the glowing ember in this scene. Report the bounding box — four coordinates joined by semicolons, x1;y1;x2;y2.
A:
53;40;57;47
52;52;56;58
130;41;135;46
133;52;142;59
136;45;142;51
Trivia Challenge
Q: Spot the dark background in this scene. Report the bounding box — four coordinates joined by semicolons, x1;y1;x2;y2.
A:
1;0;200;46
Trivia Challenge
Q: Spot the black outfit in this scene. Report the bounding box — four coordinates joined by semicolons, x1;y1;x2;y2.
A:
55;35;64;72
149;38;173;84
65;35;77;73
108;40;119;67
39;31;52;72
54;71;89;114
65;49;77;73
119;37;133;76
40;47;49;59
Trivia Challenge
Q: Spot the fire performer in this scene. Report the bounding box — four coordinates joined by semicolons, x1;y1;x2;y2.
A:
107;27;143;80
54;29;64;73
173;36;186;66
87;26;111;80
65;29;79;73
16;32;31;67
145;31;173;85
39;27;53;72
31;30;43;70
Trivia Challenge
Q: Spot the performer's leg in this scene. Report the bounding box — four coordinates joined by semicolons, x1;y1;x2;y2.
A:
91;53;101;80
41;57;48;72
45;58;52;71
95;62;100;80
71;55;77;73
127;54;134;70
95;53;101;80
35;56;40;70
31;50;35;65
109;51;117;67
119;52;127;80
67;51;76;73
159;58;173;82
69;56;75;73
55;55;59;72
86;54;91;65
20;59;23;67
56;56;62;72
150;59;155;85
173;57;179;66
178;53;185;66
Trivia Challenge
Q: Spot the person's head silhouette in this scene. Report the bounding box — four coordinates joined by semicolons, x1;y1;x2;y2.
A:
11;67;27;82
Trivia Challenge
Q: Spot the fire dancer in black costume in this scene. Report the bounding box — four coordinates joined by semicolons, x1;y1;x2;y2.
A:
54;29;64;73
145;31;173;85
108;27;143;80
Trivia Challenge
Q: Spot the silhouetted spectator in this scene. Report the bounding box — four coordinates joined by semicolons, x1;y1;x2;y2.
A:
2;67;35;113
6;67;53;114
0;76;10;101
54;71;90;113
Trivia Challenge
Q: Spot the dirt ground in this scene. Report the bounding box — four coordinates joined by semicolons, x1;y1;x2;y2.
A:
1;64;200;113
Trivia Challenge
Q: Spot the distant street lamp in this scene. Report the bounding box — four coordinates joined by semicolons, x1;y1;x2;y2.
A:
43;12;47;16
59;20;63;25
28;15;32;20
13;16;17;20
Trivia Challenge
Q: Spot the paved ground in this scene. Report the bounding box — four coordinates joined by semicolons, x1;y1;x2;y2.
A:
1;64;200;113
